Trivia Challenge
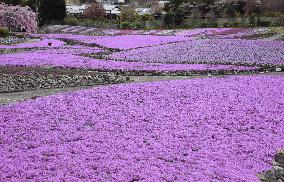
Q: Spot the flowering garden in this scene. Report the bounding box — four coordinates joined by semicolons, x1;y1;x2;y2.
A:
0;13;284;181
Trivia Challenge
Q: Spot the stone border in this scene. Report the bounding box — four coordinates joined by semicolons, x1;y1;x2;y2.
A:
0;66;128;93
258;150;284;182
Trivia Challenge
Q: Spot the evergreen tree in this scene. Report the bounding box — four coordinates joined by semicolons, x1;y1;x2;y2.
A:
0;0;25;6
39;0;66;25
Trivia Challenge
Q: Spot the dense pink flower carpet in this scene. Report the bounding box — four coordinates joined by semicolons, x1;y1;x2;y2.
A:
0;75;283;181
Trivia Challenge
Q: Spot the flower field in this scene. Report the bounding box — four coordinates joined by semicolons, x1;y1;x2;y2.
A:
0;47;258;73
0;27;283;181
110;39;284;66
36;34;191;49
43;25;270;38
1;29;269;74
0;75;283;181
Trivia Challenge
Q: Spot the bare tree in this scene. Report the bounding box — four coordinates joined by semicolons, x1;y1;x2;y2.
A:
83;2;105;20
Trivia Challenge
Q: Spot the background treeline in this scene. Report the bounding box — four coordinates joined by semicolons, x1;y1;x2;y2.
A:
163;0;284;26
1;0;283;29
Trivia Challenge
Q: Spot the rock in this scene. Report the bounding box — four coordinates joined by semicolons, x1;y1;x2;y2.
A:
0;66;128;93
259;150;284;182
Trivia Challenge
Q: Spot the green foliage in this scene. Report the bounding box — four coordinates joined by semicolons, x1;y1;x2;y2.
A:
164;13;174;26
15;33;26;38
163;0;219;26
163;0;279;27
270;22;281;27
120;8;140;22
258;21;271;27
141;14;154;22
0;0;25;5
263;12;282;17
120;22;130;29
232;22;240;27
209;21;218;27
63;17;79;26
200;22;208;28
217;0;246;18
0;27;10;37
223;22;232;27
134;22;144;30
39;0;66;25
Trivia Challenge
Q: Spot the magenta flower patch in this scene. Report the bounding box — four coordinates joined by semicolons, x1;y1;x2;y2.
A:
90;35;191;49
0;75;283;181
110;39;284;66
35;34;191;49
0;48;259;72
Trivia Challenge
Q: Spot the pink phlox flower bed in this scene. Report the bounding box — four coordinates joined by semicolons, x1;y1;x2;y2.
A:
0;39;65;49
0;49;259;72
90;35;192;50
110;39;284;66
0;75;283;181
46;26;257;37
50;45;103;55
33;34;192;49
33;34;99;44
174;28;238;37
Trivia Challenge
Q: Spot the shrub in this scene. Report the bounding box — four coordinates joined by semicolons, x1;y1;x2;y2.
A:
258;20;271;27
0;0;25;6
120;22;130;29
0;27;10;37
223;22;232;27
134;22;144;30
141;14;154;22
15;33;25;38
64;17;79;26
271;22;281;27
232;22;240;27
120;7;140;22
263;12;282;17
39;0;66;25
209;21;218;28
202;22;209;28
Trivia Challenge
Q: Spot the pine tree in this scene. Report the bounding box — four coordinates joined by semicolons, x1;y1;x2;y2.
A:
39;0;66;25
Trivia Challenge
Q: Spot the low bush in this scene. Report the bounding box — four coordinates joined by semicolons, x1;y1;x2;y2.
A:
257;20;271;27
0;27;10;37
223;22;232;27
232;22;240;27
120;22;130;29
134;22;144;30
209;21;218;28
263;12;282;17
15;34;26;39
141;14;154;22
200;22;209;28
63;17;79;26
270;22;281;27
